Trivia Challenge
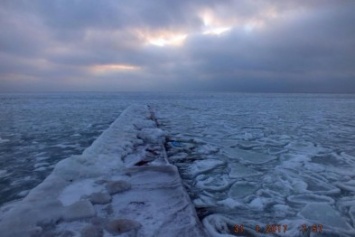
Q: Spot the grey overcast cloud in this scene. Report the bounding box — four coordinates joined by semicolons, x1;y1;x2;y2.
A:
1;0;355;93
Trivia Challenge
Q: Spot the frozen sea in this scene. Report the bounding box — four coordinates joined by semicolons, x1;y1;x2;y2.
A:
1;92;355;236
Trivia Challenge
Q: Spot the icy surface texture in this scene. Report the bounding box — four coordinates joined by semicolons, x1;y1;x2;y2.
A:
0;105;207;237
2;92;355;236
0;93;130;205
0;93;175;205
157;93;355;237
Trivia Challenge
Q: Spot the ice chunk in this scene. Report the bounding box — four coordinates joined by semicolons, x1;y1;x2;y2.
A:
291;180;308;193
88;192;112;204
259;134;291;147
228;163;261;178
272;204;289;212
193;194;217;208
54;157;99;181
224;148;276;164
279;153;311;169
302;175;340;195
337;197;355;213
217;198;244;209
287;194;334;205
335;180;355;192
285;141;326;155
188;159;225;176
299;203;352;230
248;197;264;210
138;128;165;144
311;153;345;167
271;204;293;218
196;144;219;155
228;181;258;199
63;200;96;221
59;179;104;206
195;174;230;191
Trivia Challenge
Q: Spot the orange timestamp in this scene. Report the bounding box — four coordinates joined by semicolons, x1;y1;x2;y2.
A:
300;224;323;233
234;223;323;234
234;224;288;234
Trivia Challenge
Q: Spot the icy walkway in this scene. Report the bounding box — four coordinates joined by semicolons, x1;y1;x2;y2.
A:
0;105;208;237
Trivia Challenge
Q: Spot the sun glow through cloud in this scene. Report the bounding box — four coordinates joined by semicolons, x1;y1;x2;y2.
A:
134;29;188;47
198;7;281;35
90;64;141;74
147;34;187;47
203;27;231;35
199;10;232;35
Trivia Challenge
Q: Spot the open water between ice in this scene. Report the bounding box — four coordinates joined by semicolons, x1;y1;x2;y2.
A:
1;92;355;236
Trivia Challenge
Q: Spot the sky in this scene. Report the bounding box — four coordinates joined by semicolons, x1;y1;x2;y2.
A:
1;0;355;93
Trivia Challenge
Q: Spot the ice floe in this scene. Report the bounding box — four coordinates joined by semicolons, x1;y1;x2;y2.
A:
228;163;261;178
287;194;335;205
187;159;225;176
224;147;276;164
335;180;355;192
228;181;259;199
299;203;354;232
195;174;230;191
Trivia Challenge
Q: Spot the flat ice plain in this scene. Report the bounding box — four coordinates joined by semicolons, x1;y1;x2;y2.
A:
0;92;355;237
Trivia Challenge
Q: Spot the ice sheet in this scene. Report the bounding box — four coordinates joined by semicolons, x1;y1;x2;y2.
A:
188;159;225;176
156;93;355;237
299;203;353;231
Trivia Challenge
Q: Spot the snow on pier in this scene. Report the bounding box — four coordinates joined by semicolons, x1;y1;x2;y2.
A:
0;105;208;237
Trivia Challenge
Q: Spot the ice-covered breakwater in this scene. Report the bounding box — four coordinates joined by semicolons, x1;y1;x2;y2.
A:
0;105;208;237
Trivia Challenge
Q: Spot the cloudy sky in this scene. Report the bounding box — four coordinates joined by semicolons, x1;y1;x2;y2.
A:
1;0;355;93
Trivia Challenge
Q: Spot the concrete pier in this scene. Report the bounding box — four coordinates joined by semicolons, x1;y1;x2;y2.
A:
0;105;208;237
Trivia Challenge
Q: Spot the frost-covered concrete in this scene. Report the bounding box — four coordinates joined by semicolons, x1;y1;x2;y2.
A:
0;105;208;237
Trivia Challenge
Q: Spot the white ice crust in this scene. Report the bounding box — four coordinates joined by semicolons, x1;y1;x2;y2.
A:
157;101;355;237
0;105;207;237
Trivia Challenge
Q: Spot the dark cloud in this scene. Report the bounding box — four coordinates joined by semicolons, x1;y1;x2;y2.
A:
0;0;354;92
176;1;355;92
